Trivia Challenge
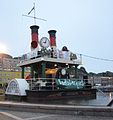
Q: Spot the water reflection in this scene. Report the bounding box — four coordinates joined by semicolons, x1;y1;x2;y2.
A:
66;92;113;106
109;92;112;99
49;92;113;106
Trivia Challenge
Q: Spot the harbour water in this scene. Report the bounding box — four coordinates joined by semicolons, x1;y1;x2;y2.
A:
1;89;113;107
67;92;113;106
48;92;113;106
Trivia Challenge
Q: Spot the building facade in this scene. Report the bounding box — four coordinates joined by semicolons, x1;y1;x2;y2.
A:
0;53;30;83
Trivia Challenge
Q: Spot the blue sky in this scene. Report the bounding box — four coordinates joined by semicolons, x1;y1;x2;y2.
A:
0;0;113;73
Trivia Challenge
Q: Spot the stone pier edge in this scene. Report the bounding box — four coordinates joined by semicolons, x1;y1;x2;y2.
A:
0;101;113;117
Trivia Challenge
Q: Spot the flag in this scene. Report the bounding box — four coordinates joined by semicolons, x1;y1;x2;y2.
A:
28;6;34;15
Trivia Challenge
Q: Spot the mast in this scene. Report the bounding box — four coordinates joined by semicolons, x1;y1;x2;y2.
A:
33;3;36;24
22;3;47;25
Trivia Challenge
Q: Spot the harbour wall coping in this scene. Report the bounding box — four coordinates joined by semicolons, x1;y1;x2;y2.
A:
0;101;113;117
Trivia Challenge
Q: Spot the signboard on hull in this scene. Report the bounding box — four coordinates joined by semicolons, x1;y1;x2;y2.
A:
56;79;85;89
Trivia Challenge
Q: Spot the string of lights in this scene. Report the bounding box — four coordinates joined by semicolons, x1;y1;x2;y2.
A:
76;53;113;62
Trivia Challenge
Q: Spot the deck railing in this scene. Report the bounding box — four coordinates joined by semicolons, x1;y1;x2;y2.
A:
26;78;91;91
26;78;56;90
18;49;82;65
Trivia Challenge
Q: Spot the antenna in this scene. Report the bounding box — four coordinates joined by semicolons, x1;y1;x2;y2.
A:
22;3;47;24
33;3;36;24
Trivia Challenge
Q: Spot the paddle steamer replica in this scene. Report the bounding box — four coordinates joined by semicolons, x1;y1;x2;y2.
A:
5;25;96;103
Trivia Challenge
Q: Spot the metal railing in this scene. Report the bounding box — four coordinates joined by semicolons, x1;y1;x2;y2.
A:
18;49;82;65
26;78;91;91
27;78;56;90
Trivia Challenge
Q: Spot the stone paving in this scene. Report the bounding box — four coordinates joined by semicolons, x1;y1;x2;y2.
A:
0;110;113;120
0;100;113;119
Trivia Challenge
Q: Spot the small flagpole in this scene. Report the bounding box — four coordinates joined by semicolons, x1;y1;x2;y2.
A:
33;3;36;25
22;3;47;24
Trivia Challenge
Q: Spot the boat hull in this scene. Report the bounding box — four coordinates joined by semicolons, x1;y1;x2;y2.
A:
26;88;96;103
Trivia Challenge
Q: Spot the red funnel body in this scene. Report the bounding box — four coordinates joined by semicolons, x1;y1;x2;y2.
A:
48;30;57;48
30;25;39;49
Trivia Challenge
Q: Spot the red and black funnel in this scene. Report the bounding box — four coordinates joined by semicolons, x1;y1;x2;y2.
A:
48;30;57;48
30;25;39;49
